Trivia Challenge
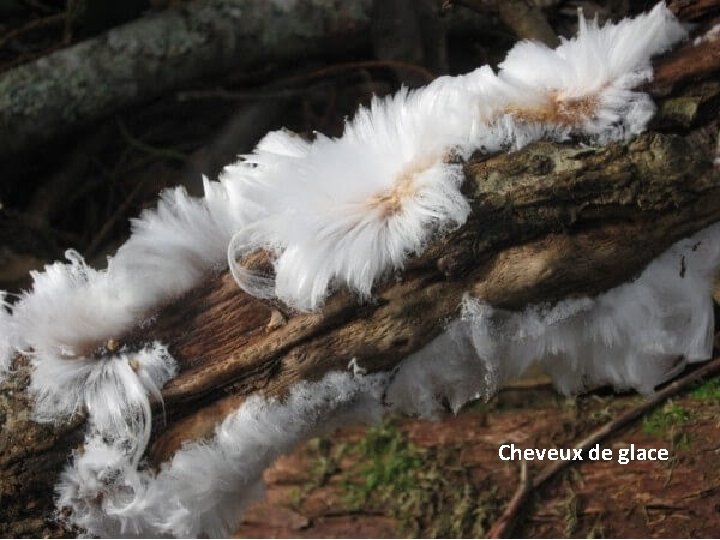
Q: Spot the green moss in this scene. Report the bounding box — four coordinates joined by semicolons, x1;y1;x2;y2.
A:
339;421;499;537
306;436;345;488
292;435;347;510
690;377;720;401
287;486;303;511
342;422;423;510
659;97;699;127
642;400;692;447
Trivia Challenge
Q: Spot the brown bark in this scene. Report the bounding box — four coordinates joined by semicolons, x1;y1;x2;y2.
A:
1;23;719;540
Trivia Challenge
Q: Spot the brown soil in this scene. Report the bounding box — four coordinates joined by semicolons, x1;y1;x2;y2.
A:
235;367;720;538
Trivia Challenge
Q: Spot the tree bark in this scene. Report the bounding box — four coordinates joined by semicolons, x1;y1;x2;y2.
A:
0;0;663;161
0;0;375;160
0;0;501;161
1;21;719;540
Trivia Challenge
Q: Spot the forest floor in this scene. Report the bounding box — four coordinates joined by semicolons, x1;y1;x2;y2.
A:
235;355;720;538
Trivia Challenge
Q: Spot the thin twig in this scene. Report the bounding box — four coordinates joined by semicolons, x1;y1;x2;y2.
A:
178;60;435;103
23;0;57;14
278;60;436;86
0;12;65;51
116;118;188;164
488;356;720;538
441;0;497;15
85;176;147;257
176;86;324;102
442;0;559;46
497;0;560;47
489;460;529;537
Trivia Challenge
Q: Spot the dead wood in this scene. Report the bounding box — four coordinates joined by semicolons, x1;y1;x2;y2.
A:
0;0;375;160
0;17;719;539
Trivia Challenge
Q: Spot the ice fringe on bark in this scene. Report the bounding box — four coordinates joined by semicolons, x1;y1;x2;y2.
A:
30;342;176;431
0;178;238;414
58;223;720;538
225;2;686;311
49;343;178;534
0;3;685;399
387;222;720;416
57;371;388;538
0;3;706;537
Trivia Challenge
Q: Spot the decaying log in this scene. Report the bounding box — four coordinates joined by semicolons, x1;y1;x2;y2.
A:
1;21;719;540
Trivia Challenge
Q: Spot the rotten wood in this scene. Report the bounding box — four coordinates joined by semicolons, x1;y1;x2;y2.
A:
1;19;719;539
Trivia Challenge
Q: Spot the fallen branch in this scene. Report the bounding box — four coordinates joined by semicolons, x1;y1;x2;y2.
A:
0;12;65;51
0;0;506;161
0;0;374;160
